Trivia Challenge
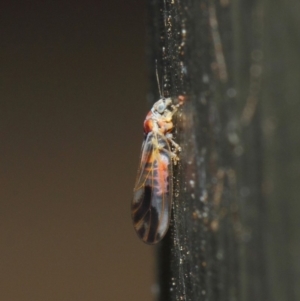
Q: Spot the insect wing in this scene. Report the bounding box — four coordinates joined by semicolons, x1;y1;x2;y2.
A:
132;132;173;244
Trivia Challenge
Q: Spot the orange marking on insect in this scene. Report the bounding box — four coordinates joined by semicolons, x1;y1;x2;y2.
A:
156;157;169;195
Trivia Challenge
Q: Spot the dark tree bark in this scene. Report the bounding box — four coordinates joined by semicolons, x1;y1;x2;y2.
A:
146;0;300;300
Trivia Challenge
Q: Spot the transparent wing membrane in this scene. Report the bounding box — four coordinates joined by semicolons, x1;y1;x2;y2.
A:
132;132;173;244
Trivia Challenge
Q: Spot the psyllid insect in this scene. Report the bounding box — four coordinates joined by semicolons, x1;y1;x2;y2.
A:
131;95;183;244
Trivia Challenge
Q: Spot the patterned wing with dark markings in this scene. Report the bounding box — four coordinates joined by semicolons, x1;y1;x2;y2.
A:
132;132;173;244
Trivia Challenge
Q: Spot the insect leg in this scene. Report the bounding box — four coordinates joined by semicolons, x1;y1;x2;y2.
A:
165;133;181;153
158;133;180;164
166;149;180;165
155;137;180;164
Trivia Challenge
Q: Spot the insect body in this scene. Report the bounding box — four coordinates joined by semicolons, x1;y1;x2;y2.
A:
132;97;181;244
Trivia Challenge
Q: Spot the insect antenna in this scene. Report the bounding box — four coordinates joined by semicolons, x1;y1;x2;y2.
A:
155;59;164;99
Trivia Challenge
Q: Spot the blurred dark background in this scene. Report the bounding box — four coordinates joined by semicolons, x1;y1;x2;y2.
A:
0;1;154;300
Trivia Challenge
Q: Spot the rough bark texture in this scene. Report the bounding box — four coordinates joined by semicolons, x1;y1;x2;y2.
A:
147;0;300;300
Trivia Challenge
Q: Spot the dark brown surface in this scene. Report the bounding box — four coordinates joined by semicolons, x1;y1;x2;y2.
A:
0;1;154;300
